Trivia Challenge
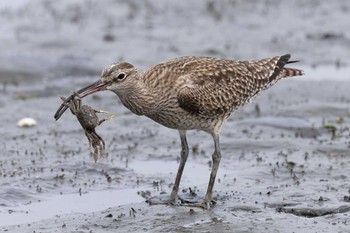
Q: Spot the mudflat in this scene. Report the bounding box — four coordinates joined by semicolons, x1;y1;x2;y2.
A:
0;1;349;232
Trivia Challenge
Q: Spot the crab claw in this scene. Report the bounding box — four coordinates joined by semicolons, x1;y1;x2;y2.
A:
54;80;107;120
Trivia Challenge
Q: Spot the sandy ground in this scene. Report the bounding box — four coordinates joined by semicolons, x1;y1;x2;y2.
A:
1;0;350;232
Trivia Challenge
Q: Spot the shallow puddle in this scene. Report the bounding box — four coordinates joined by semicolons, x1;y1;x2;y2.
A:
0;188;144;226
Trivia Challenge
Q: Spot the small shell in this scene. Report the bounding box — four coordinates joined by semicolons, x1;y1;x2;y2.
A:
17;117;37;128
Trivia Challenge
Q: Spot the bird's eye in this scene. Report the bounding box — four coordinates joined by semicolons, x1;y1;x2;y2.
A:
114;73;126;81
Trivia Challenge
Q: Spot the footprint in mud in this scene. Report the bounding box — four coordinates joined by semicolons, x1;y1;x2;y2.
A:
271;204;350;218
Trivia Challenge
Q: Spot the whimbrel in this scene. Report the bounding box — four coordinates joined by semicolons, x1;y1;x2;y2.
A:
55;54;304;209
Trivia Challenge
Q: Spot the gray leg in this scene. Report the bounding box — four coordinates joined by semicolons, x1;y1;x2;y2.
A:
147;130;189;205
203;132;221;207
169;130;189;201
179;132;221;209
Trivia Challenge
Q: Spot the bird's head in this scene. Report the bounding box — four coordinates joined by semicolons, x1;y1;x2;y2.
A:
77;62;138;97
100;62;138;94
54;62;137;120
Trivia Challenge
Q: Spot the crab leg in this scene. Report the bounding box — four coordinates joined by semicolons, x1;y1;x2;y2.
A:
95;110;116;125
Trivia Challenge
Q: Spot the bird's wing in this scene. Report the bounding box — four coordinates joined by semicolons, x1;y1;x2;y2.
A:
177;55;296;118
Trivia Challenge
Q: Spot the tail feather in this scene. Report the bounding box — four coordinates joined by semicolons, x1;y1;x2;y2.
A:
268;54;291;82
274;54;304;79
286;60;300;64
280;67;304;78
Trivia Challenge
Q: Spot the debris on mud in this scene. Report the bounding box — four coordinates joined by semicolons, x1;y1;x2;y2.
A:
17;117;37;127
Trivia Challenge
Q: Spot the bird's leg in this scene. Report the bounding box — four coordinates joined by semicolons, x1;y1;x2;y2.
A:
203;132;221;207
170;130;189;201
182;132;221;209
147;130;189;206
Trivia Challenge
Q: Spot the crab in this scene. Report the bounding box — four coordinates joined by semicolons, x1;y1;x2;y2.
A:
60;96;115;162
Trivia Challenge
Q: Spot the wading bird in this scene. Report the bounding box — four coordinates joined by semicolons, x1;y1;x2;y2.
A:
55;54;304;209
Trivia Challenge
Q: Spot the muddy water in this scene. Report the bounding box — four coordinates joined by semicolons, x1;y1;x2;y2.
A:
1;0;350;232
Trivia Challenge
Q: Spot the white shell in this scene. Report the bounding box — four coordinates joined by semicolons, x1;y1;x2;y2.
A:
17;118;37;127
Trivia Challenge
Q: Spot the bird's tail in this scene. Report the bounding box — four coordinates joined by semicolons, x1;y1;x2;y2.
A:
280;67;304;78
278;54;304;78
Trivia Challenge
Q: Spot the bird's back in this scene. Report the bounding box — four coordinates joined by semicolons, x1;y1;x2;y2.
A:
140;54;303;130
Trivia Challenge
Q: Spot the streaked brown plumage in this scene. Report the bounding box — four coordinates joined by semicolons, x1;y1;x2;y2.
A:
54;54;304;209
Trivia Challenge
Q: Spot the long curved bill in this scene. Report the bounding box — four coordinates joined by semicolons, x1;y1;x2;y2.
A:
54;80;107;120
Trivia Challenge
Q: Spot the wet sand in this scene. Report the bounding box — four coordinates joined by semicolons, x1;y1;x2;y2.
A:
1;1;350;232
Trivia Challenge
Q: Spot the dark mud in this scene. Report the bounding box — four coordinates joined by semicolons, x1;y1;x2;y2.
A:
1;0;350;232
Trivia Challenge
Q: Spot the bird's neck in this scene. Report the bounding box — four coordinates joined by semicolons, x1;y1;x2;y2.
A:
116;80;156;116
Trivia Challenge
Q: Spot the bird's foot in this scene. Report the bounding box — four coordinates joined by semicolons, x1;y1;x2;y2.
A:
146;195;180;206
146;194;216;209
179;196;216;209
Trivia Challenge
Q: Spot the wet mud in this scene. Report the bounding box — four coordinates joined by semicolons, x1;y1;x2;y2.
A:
1;0;350;232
